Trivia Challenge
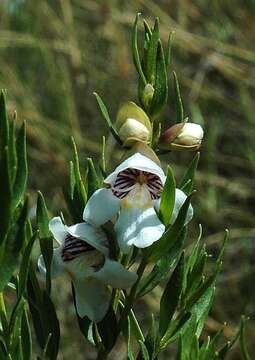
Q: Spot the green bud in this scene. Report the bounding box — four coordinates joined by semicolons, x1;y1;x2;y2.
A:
142;84;155;109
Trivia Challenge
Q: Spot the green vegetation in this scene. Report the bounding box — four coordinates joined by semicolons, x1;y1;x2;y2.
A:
0;1;254;358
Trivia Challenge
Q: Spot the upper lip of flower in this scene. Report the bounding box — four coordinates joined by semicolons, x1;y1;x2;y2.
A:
104;153;166;201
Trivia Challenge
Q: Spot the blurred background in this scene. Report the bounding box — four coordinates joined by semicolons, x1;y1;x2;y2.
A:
0;0;254;358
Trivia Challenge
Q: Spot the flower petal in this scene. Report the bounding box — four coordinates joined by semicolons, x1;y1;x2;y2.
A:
73;277;110;322
104;153;166;186
67;222;109;256
38;248;64;278
49;216;67;244
154;188;193;225
83;188;120;227
115;206;165;254
93;258;138;288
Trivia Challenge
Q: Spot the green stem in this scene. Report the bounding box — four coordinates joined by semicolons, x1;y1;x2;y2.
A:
0;292;8;338
116;258;147;335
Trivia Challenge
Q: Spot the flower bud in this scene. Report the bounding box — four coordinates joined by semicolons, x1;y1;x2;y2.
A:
159;122;204;151
142;84;155;109
116;101;152;146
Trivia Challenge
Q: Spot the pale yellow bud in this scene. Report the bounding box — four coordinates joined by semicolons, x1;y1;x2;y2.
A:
118;118;150;145
116;101;152;147
174;123;204;146
159;122;204;151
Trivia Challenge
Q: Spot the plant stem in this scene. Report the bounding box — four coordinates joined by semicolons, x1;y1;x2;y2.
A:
116;258;147;335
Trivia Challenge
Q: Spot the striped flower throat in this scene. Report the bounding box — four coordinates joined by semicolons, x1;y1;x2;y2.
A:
112;168;163;202
61;234;104;270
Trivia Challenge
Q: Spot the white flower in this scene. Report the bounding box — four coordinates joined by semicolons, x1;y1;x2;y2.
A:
174;123;204;146
83;153;193;254
38;217;137;322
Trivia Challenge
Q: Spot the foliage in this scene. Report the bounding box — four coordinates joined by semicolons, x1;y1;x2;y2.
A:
0;1;254;359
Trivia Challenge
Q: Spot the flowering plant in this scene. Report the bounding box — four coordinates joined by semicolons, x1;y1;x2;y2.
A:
0;13;250;360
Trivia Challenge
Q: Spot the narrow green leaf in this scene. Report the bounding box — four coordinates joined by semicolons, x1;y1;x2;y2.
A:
8;118;17;183
240;317;251;360
0;90;9;155
138;228;186;297
146;18;159;84
68;161;75;198
175;336;184;360
37;192;52;294
0;146;12;246
137;314;157;360
166;32;174;72
87;158;100;199
0;198;28;291
21;307;32;360
159;165;176;225
159;253;185;336
99;136;106;176
132;13;147;86
159;312;191;351
0;293;8;338
138;340;150;360
98;306;118;351
41;333;52;360
18;232;37;299
27;268;60;360
145;194;192;263
143;19;152;38
173;72;184;123
150;40;168;117
129;309;145;343
12;122;27;209
93;93;122;144
180;153;200;194
71;137;87;204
